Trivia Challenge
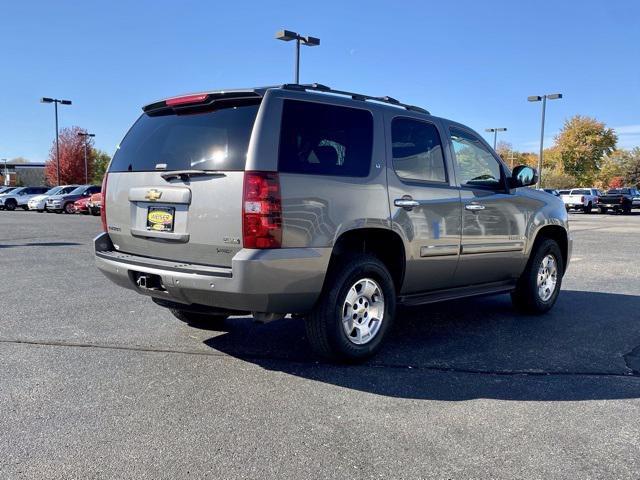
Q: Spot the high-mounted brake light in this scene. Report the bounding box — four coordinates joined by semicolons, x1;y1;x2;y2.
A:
165;94;209;107
100;173;108;233
242;172;282;249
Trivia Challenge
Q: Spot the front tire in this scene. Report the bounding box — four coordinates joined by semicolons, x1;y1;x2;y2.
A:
64;202;75;214
511;238;563;314
5;200;16;211
305;254;396;363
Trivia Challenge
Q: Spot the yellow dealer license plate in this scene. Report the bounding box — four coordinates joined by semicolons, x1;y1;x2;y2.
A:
147;206;175;232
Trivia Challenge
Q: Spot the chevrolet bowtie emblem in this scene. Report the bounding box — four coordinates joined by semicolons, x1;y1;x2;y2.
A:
145;189;162;201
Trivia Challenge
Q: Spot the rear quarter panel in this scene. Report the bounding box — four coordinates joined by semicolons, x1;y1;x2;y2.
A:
257;90;391;248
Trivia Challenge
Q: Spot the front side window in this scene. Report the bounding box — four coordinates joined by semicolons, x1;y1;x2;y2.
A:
391;118;447;183
450;127;503;189
278;100;373;177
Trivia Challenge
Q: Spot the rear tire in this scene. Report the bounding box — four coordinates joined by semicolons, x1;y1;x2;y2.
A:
169;308;228;327
584;202;592;214
599;207;608;214
511;238;563;314
305;254;396;363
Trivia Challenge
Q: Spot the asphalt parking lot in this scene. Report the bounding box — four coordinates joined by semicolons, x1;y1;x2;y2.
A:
1;211;639;479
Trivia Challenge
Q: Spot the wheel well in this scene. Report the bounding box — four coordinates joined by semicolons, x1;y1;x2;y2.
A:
534;225;568;272
329;228;406;292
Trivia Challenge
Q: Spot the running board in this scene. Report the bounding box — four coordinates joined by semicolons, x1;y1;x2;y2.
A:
398;281;515;307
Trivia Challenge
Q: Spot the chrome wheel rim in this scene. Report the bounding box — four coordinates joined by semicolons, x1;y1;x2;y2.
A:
537;254;558;302
342;278;385;345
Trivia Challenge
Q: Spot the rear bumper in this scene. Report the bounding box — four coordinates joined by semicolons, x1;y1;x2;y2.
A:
94;233;331;313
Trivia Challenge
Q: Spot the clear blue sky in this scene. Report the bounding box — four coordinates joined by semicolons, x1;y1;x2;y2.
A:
1;0;639;162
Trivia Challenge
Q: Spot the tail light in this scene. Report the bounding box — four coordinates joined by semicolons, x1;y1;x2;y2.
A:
620;197;625;204
581;196;585;203
242;171;282;249
100;173;108;233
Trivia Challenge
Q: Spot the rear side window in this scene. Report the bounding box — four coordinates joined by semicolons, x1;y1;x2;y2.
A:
109;103;260;172
391;118;447;183
278;100;373;177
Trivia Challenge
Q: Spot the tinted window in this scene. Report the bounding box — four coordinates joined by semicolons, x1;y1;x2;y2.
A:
450;127;503;188
109;103;260;172
278;100;373;177
391;118;447;183
571;189;591;195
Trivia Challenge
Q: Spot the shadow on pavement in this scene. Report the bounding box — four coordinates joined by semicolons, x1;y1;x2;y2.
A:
202;290;640;401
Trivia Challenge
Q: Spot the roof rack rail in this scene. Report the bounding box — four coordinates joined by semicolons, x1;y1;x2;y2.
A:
281;83;429;114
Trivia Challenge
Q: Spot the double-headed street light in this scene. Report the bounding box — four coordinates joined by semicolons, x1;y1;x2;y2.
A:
528;93;562;188
78;131;95;185
485;127;507;150
41;97;72;186
275;29;320;84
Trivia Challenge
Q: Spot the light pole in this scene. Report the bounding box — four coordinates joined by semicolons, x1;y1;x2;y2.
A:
78;131;95;184
485;127;507;150
275;29;320;84
528;93;562;187
41;97;72;186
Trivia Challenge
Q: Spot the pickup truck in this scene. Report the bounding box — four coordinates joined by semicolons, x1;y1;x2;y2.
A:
596;188;640;214
561;188;601;213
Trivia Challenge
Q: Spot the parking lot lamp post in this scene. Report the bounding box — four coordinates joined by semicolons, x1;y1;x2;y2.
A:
78;132;95;184
485;127;507;150
528;93;562;188
275;30;320;84
41;97;72;186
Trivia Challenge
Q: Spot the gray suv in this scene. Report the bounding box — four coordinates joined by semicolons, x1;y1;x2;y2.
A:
95;84;572;362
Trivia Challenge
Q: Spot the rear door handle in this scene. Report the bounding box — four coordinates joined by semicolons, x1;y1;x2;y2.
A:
394;198;420;209
465;203;485;211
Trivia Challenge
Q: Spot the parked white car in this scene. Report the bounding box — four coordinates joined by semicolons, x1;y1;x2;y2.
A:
27;185;78;212
560;188;602;214
0;186;49;211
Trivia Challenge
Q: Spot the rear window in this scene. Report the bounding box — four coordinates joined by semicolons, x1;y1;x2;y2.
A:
109;103;260;172
278;99;373;177
571;189;591;195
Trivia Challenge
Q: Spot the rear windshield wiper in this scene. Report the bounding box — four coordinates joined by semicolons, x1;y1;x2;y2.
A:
160;170;226;181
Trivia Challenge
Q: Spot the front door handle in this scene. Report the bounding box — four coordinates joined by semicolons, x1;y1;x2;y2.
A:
395;198;420;210
465;203;485;211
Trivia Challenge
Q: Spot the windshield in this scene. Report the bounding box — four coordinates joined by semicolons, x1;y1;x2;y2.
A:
109;103;260;172
7;187;25;195
44;186;63;195
68;186;88;195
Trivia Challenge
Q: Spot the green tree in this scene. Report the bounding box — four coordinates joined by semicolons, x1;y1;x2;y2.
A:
540;170;577;189
620;147;640;187
554;115;617;185
91;149;111;184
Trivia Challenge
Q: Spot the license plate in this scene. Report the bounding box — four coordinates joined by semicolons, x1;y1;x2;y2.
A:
147;206;175;232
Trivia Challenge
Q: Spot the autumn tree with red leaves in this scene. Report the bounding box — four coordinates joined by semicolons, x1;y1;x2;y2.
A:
45;126;96;185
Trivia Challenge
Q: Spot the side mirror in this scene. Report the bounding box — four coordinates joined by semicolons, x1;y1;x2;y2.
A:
510;165;538;188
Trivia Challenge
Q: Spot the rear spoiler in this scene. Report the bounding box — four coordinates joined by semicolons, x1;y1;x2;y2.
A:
142;89;266;114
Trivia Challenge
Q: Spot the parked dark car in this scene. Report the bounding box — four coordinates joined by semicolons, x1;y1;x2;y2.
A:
46;185;102;214
596;188;640;214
